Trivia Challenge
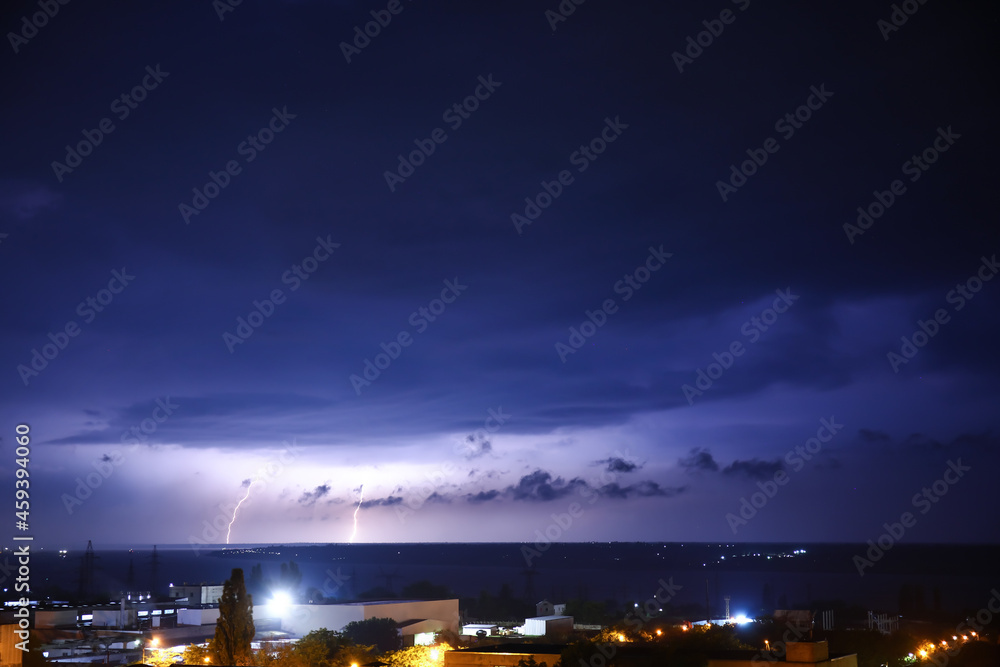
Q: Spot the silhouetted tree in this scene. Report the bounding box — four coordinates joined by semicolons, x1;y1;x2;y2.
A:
279;561;302;593
248;563;270;597
214;568;255;666
342;617;400;653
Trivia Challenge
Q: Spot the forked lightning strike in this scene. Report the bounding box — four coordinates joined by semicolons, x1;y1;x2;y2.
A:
226;477;262;545
349;484;364;543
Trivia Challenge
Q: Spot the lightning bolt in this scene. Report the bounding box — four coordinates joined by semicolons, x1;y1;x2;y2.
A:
349;484;364;543
226;477;261;545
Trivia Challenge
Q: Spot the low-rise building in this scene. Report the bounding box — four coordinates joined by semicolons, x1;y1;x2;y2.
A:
445;643;565;667
255;599;459;644
516;615;574;639
169;584;225;605
706;641;858;667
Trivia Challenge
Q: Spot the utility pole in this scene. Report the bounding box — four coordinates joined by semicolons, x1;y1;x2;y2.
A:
705;579;711;624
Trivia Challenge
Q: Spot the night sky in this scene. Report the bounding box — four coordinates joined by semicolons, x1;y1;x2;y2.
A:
2;0;998;548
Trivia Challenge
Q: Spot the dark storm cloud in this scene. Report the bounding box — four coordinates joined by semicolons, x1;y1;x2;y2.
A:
44;394;331;446
299;484;331;506
900;433;947;452
598;481;686;499
466;489;501;504
678;447;719;473
722;458;785;480
950;431;1000;450
858;429;891;443
416;469;685;507
508;470;587;501
0;179;61;223
894;430;1000;454
596;456;640;473
462;433;493;459
815;457;842;470
362;496;404;508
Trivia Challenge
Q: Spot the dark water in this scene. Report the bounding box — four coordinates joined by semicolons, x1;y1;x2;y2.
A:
30;542;1000;618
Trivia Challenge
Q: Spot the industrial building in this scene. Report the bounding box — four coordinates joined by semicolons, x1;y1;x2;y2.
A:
445;643;565;667
254;598;459;645
514;615;574;639
706;641;858;667
168;583;224;605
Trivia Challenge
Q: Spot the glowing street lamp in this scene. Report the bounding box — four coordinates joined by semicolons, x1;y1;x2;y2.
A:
142;637;159;663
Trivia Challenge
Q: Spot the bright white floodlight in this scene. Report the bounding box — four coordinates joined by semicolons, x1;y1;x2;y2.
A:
269;591;292;616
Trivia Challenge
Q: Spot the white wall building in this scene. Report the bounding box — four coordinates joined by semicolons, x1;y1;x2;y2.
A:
516;615;573;638
169;584;225;605
177;608;221;626
255;599;459;640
